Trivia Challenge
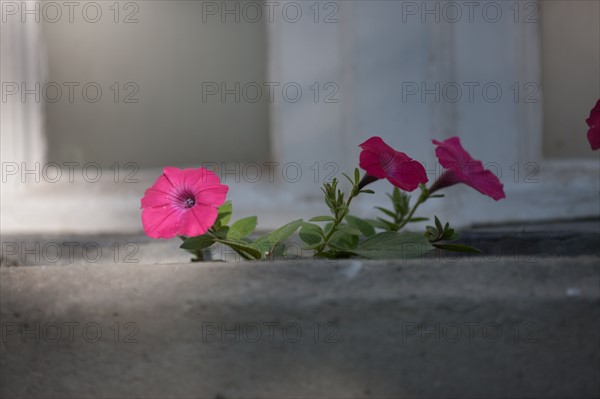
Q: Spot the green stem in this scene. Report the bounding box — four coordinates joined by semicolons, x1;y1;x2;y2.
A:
315;187;359;256
191;250;204;262
396;190;429;231
180;235;205;262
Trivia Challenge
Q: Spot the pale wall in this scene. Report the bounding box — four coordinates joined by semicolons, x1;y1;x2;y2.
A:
42;1;269;167
540;0;600;158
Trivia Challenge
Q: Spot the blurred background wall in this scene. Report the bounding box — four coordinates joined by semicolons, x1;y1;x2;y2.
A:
1;0;599;233
42;1;269;167
36;0;600;165
540;0;600;158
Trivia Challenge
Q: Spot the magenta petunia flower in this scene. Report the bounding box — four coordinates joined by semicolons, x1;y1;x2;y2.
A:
141;167;228;239
358;136;428;191
586;99;600;151
430;137;505;201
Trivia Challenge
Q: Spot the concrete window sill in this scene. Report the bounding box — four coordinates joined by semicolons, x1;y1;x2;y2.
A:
1;221;598;398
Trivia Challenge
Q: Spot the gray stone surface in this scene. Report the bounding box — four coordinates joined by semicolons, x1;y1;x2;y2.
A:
1;219;598;267
1;257;599;398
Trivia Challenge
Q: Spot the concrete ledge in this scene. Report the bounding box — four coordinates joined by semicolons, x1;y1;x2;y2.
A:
1;258;599;398
2;223;599;267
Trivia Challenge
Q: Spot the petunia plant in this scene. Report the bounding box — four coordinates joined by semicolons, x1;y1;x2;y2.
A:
141;134;513;261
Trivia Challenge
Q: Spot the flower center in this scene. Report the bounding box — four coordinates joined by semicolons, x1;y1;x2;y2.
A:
184;197;195;208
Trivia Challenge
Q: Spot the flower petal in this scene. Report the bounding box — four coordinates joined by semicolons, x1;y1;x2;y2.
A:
433;137;471;172
140;174;175;209
359;136;394;153
162;166;185;188
196;184;229;206
141;205;184;239
359;136;428;191
467;169;506;201
359;149;387;178
586;99;600;151
385;159;429;191
183;168;222;190
432;137;505;201
179;204;218;237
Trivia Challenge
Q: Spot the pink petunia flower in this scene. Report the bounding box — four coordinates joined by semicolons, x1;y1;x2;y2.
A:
586;99;600;151
358;136;428;191
141;167;228;239
430;137;505;201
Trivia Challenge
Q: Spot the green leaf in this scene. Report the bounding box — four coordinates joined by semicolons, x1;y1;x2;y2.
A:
215;201;233;227
376;217;397;231
425;225;438;235
399;193;410;216
447;232;461;241
217;239;263;260
345;215;376;237
359;189;375;194
213;226;230;239
349;232;434;259
342;173;354;186
387;188;409;216
271;243;287;257
255;219;303;257
325;197;334;210
336;224;362;236
329;231;360;250
365;218;389;229
354;168;360;184
309;216;335;222
301;242;323;250
227;216;257;240
375;206;396;219
407;217;429;223
442;228;455;241
434;216;443;233
299;222;323;245
267;219;303;243
338;205;349;218
429;194;445;198
180;235;216;251
433;243;483;254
